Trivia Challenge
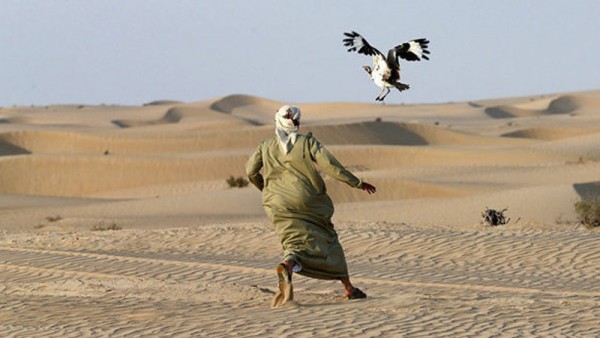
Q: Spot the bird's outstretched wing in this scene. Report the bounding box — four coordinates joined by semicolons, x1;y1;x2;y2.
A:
343;31;384;57
394;38;430;62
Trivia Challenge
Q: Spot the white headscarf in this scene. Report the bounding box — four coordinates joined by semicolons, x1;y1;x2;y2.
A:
275;105;301;153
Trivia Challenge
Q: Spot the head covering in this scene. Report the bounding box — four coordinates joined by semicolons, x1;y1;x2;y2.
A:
275;105;301;153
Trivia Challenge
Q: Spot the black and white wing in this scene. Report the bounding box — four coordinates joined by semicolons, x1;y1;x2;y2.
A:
343;31;384;57
394;38;430;61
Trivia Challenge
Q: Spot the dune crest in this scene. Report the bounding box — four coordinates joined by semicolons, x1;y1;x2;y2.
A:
502;127;598;140
143;100;185;106
484;94;600;118
208;94;286;125
113;104;251;129
209;94;282;114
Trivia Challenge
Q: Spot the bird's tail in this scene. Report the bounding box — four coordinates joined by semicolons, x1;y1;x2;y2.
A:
394;82;410;92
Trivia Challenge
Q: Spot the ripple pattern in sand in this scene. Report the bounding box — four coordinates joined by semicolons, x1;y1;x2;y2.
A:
1;223;599;337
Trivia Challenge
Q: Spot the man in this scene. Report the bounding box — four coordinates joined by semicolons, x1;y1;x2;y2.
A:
246;105;376;307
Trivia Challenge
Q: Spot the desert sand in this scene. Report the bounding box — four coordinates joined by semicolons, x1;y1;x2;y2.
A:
1;90;599;337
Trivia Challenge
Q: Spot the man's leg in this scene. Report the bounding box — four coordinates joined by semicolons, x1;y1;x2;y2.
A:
271;259;295;308
341;277;367;299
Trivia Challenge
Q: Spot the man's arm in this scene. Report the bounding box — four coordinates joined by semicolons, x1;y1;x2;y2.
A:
245;144;264;191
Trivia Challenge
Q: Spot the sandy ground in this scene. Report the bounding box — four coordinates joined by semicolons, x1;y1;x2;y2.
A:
1;90;599;337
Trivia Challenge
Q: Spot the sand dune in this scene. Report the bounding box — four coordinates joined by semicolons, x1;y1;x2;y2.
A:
484;94;600;118
0;138;30;156
501;127;599;140
0;120;526;158
0;153;250;197
210;94;285;126
114;102;253;130
309;121;510;146
1;89;600;336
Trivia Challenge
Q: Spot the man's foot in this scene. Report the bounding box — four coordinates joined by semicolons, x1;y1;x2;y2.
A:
271;263;293;308
346;287;367;300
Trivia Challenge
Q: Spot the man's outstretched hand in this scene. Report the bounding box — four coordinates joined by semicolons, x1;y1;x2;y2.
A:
362;182;376;194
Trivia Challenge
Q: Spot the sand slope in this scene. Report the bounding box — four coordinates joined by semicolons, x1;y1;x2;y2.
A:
1;90;600;336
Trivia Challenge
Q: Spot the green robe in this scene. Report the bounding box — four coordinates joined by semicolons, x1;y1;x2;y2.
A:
246;133;363;280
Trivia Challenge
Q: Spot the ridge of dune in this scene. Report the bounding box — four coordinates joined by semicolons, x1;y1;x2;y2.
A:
546;94;598;114
484;94;600;118
573;180;600;199
112;109;183;128
113;102;253;129
0;116;34;124
209;94;283;114
208;94;287;126
0;139;30;156
309;121;522;146
0;104;174;129
501;127;598;140
0;120;517;157
143;100;185;106
484;105;541;118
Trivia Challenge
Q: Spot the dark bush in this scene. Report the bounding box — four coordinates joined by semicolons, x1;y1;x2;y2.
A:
574;196;600;229
227;176;249;188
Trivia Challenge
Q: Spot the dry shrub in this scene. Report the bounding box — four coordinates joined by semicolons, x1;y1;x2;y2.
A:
227;176;249;188
46;215;62;222
91;221;122;231
574;196;600;229
480;207;510;226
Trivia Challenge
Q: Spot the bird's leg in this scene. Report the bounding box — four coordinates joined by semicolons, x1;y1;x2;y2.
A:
375;87;386;101
380;88;391;101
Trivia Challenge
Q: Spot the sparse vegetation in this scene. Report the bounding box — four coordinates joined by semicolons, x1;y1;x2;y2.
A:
46;215;62;222
480;207;510;226
555;214;572;226
91;221;122;231
227;176;249;188
574;196;600;229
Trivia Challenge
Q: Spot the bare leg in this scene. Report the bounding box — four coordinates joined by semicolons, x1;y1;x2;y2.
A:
271;259;295;308
340;277;355;297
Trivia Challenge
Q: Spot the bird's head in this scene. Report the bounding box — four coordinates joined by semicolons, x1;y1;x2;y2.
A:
362;65;372;74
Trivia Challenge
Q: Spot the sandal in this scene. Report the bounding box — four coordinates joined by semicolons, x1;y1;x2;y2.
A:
347;287;367;300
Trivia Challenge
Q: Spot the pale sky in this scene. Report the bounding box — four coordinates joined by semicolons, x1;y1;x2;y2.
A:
1;0;599;106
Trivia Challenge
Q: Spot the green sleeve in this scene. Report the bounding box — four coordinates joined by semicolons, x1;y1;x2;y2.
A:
309;136;363;189
245;144;264;191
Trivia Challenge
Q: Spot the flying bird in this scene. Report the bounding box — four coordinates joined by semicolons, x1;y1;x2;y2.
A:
343;31;430;102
